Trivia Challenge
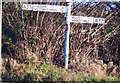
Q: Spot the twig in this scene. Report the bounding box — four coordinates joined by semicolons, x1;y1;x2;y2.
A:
40;12;46;28
19;0;24;27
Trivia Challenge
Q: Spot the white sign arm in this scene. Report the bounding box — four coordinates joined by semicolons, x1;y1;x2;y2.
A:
71;16;105;24
22;4;66;13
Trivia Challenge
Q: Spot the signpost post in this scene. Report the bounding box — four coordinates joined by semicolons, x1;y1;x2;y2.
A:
64;1;72;69
22;1;105;69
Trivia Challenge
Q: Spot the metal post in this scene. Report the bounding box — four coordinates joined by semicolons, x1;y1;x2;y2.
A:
64;1;72;69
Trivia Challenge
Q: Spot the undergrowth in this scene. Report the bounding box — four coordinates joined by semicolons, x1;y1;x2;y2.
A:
2;57;120;82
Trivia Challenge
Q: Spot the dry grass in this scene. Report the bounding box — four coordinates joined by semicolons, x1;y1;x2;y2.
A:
1;55;120;81
1;2;120;81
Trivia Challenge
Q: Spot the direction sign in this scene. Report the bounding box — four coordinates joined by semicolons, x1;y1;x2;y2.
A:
93;17;105;24
71;16;105;24
22;4;105;24
22;2;105;70
22;4;66;13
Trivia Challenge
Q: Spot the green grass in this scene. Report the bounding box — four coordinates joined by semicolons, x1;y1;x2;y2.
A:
2;58;120;81
16;63;120;81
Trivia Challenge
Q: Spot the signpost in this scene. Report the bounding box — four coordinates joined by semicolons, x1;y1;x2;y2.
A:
64;1;72;69
22;1;105;69
22;4;66;13
71;16;105;24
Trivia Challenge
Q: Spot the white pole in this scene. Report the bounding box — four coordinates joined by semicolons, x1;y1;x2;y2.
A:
64;1;72;69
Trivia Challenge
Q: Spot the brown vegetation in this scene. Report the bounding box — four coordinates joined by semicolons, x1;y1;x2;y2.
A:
2;2;120;80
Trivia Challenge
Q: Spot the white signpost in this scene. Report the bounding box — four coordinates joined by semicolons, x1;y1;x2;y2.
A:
22;1;105;69
22;4;66;13
64;2;72;69
71;16;105;24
